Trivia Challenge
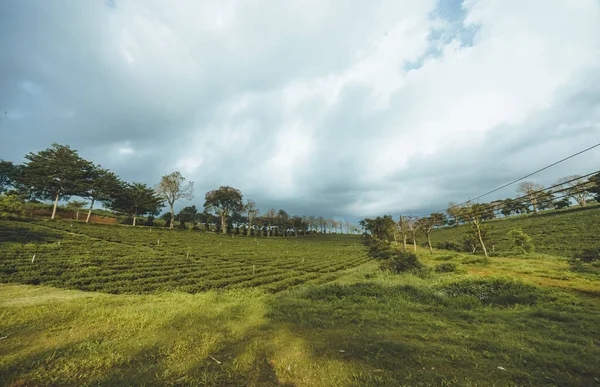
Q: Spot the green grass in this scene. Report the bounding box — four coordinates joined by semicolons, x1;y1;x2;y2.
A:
429;204;600;257
1;219;600;386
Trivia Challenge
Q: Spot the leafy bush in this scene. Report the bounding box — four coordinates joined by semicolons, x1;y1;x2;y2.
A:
439;277;541;306
434;262;459;273
568;248;600;267
380;250;423;273
435;241;462;252
365;239;395;260
507;228;534;253
0;195;23;219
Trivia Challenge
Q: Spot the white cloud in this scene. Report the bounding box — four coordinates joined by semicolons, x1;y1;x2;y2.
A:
1;0;600;218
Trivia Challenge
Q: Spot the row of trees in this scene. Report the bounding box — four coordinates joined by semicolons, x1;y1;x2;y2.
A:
0;143;360;235
362;174;600;259
167;204;361;236
446;176;600;225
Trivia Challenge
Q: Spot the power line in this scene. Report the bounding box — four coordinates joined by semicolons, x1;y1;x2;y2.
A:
444;142;600;213
448;176;597;222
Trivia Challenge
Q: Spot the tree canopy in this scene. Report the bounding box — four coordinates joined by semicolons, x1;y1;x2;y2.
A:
19;143;95;219
109;182;163;226
204;186;243;234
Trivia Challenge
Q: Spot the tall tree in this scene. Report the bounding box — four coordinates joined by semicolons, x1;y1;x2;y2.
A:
243;200;259;236
81;166;122;223
19;143;94;220
110;182;163;226
0;160;18;195
516;181;545;213
156;171;194;229
556;175;592;207
457;202;491;258
278;209;289;237
204;186;243;234
265;209;277;237
446;202;461;227
416;213;445;254
177;205;200;228
398;215;409;250
588;173;600;202
67;200;88;221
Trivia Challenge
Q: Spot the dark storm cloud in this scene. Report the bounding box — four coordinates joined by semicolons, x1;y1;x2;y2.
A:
1;0;599;220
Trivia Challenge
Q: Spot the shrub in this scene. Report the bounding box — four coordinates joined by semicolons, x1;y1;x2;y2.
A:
435;262;459;273
380;250;423;273
568;248;600;267
507;228;535;253
435;241;462;252
365;239;395;260
439;277;541;306
0;195;24;219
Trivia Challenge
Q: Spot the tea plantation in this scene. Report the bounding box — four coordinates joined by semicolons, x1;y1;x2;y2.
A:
429;204;600;257
0;220;368;294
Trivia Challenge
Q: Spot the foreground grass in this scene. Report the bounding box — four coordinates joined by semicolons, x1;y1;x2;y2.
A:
429;204;600;257
2;253;599;386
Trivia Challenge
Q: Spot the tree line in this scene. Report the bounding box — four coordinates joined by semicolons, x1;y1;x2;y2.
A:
361;173;600;258
0;143;360;235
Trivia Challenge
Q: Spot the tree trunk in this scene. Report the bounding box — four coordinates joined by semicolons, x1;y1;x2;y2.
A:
427;230;433;254
221;213;226;234
86;199;95;224
247;219;252;236
51;191;60;220
399;216;407;250
133;215;137;227
475;221;488;258
169;203;175;229
412;229;417;252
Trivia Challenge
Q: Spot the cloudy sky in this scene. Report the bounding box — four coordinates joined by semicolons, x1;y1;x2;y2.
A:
1;0;600;220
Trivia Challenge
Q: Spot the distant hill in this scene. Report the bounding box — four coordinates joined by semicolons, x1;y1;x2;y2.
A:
429;204;600;257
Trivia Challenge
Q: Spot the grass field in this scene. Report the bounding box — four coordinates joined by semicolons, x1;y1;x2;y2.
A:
1;218;600;386
428;205;600;257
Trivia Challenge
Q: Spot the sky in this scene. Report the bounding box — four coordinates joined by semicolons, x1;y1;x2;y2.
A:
1;0;600;221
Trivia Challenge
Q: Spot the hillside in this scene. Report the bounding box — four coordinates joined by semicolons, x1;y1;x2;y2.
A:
428;205;600;257
0;220;368;294
1;219;600;386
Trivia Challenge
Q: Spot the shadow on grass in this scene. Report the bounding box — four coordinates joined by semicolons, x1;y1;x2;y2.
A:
0;222;64;244
266;281;600;386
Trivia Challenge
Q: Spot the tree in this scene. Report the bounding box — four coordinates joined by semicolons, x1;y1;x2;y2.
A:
536;191;554;211
556;175;593;207
278;209;290;237
501;198;515;217
204;186;243;234
0;160;18;195
516;181;545;213
446;202;461;227
416;213;445;254
19;143;95;220
588;173;600;202
265;209;277;237
553;197;570;210
360;215;396;241
243;200;259;236
81;166;122;223
457;202;492;258
109;182;163;226
67;200;88;221
398;215;408;250
177;205;199;229
156;171;194;229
